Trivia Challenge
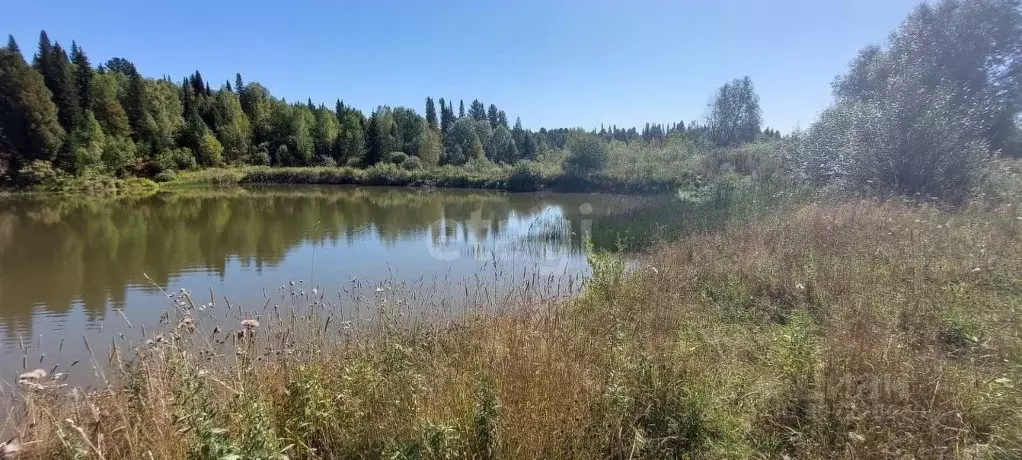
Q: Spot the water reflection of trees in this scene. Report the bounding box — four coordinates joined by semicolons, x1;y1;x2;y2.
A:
0;187;565;327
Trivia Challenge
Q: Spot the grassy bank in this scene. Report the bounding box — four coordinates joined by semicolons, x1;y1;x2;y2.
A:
169;163;695;194
5;199;1021;459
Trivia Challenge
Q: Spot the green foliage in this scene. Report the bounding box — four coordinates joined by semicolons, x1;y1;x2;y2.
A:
507;160;544;191
239;82;273;144
0;48;65;171
39;41;79;133
155;147;197;173
792;0;1022;201
62;110;104;174
472;381;500;460
385;151;409;165
311;104;339;160
468;99;486;121
707;76;761;147
195;129;224;167
563;134;607;177
16;159;61;186
366;107;397;166
101;135;137;175
486;125;517;164
336;111;366;165
425;97;438;132
444;117;483;165
213;90;251;163
91;72;131;138
417;124;442;168
153;169;177;182
401;156;422;170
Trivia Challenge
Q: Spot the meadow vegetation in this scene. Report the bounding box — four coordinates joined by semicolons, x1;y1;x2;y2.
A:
3;0;1022;458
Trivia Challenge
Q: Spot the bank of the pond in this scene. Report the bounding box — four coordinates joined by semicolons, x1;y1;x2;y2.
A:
168;164;696;194
6;199;1021;459
0;175;160;196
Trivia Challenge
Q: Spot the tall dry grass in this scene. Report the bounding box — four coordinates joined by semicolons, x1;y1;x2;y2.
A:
3;199;1021;459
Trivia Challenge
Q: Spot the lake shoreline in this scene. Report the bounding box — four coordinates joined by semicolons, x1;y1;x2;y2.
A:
7;198;1021;458
168;165;694;195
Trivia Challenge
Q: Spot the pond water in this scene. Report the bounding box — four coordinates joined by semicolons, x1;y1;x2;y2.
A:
0;186;673;387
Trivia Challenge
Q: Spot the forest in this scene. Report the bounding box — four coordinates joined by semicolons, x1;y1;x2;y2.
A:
3;0;1019;201
0;30;777;189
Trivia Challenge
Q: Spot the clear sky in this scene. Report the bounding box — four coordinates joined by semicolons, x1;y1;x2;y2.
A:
3;0;920;132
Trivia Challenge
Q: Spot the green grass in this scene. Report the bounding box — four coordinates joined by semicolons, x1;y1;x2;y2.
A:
6;198;1022;459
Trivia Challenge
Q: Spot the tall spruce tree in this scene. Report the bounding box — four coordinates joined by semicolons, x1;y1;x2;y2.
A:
425;97;438;132
459;99;465;118
46;42;78;133
6;35;20;54
487;104;499;127
70;41;93;116
469;99;486;121
234;73;244;93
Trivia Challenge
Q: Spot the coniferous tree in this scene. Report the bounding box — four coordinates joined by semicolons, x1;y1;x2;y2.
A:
425;97;438;132
512;117;525;147
487;104;499;127
469;99;486;121
32;31;52;77
459;99;465;118
41;42;78;133
104;57;135;75
520;132;538;160
0;47;65;171
7;35;20;54
234;73;244;93
335;99;345;119
190;70;205;96
225;80;232;92
440;98;455;137
497;110;508;129
70;41;93;116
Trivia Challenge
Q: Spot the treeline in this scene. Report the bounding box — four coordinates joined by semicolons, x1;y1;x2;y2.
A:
1;31;783;186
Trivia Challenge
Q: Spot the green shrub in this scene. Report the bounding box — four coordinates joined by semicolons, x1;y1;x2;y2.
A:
401;156;423;171
385;151;409;165
153;169;178;183
507;160;543;191
563;134;607;177
16;160;62;187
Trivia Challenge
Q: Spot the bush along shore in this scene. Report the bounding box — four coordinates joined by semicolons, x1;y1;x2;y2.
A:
166;163;696;194
4;199;1022;459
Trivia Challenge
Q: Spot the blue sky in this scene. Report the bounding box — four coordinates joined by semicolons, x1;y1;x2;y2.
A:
3;0;919;132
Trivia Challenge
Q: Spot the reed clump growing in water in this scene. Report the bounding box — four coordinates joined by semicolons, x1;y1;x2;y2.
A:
3;199;1022;459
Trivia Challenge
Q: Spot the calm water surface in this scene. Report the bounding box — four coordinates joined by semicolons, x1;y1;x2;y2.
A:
0;186;661;385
